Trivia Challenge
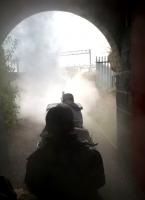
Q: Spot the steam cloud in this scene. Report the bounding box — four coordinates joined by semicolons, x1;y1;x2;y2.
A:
7;11;116;144
9;12;100;126
4;11;116;186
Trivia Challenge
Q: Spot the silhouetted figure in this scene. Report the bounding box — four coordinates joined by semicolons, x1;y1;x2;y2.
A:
25;105;105;200
61;92;83;128
61;93;93;143
38;123;93;149
0;176;17;200
38;97;92;149
38;92;88;148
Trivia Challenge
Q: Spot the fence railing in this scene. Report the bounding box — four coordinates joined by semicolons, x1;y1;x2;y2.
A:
96;56;116;90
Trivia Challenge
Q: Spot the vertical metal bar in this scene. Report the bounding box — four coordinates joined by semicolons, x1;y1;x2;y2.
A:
102;56;104;89
16;58;19;72
100;56;102;88
109;63;112;89
104;56;107;89
102;56;103;89
96;57;98;85
89;49;91;72
106;56;108;89
106;56;109;89
98;56;100;87
111;71;113;89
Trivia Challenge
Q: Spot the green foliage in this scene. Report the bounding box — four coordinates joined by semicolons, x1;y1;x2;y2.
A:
0;82;19;129
0;39;19;129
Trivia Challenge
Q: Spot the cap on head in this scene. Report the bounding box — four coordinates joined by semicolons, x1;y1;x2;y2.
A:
62;93;74;103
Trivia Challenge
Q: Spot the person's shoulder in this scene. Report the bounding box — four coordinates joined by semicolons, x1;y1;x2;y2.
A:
76;103;83;109
46;103;59;111
66;102;83;111
27;148;43;162
73;127;89;134
73;127;93;143
27;144;54;163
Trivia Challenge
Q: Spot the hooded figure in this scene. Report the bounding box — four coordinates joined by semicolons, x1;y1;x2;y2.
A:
61;93;83;128
25;105;105;200
37;93;90;149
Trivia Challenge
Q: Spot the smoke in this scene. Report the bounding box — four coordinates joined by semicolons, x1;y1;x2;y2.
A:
6;12;98;123
6;11;116;144
3;11;116;186
17;69;99;122
17;67;117;145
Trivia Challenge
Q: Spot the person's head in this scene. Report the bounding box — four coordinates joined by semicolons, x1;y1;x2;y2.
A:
61;93;74;104
46;105;74;135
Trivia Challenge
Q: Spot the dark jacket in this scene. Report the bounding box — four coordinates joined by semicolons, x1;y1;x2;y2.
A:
0;176;17;200
25;135;105;200
63;102;83;128
37;127;93;149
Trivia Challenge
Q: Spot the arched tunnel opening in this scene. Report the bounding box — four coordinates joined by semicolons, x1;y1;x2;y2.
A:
1;9;118;185
1;11;117;186
0;5;143;199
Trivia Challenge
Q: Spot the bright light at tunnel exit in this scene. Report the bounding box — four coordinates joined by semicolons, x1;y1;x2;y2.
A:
4;11;111;71
3;11;117;147
3;11;110;120
51;11;110;67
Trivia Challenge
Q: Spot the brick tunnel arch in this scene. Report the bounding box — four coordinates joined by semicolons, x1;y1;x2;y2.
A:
2;0;145;197
3;10;120;61
3;9;118;142
1;4;121;148
0;3;120;183
3;11;120;131
1;0;123;161
0;1;122;68
2;0;140;194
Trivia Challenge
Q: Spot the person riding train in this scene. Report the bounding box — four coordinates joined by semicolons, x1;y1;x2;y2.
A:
61;92;83;128
37;92;92;149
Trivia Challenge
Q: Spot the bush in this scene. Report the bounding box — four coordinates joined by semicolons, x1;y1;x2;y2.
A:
0;46;19;129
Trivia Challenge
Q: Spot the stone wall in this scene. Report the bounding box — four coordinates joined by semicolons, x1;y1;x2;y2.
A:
1;0;145;195
116;27;132;171
131;6;145;194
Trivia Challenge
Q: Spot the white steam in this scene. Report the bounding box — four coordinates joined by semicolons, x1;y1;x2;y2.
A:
3;10;116;145
17;70;100;124
3;11;116;185
6;11;116;145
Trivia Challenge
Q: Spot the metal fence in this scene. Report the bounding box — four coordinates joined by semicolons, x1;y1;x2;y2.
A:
96;56;116;90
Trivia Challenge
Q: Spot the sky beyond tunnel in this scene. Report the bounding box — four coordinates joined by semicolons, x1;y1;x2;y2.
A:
3;11;111;123
4;11;110;72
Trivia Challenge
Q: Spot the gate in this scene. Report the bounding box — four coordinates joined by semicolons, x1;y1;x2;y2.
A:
96;56;116;90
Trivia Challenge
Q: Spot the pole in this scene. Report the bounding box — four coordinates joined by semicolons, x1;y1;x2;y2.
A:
16;58;19;72
89;49;91;72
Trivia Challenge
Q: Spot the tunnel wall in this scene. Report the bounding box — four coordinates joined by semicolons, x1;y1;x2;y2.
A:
116;26;132;170
131;6;145;194
1;0;145;196
0;0;130;172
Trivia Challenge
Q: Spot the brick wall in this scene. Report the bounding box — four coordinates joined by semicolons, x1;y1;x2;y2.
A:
131;10;145;194
116;27;133;172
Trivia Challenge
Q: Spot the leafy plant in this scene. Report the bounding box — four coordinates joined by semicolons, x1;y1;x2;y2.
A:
0;37;19;129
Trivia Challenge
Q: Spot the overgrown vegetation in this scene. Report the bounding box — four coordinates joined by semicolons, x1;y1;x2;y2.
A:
0;37;19;129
